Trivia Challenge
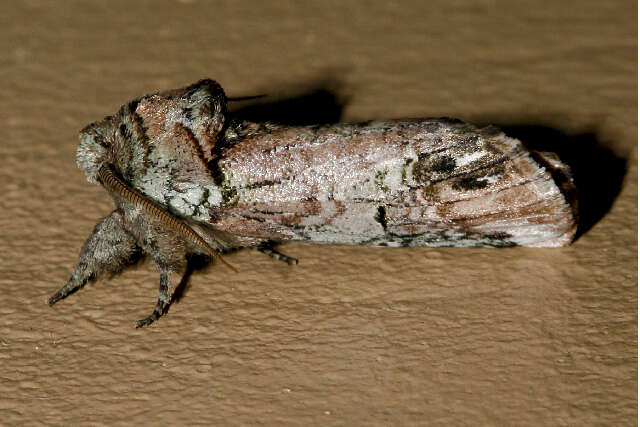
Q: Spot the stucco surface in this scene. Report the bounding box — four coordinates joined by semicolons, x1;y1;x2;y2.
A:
0;1;636;425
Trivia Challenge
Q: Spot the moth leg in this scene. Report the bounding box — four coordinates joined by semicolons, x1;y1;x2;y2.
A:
256;242;298;265
134;271;174;328
47;210;141;305
135;238;189;328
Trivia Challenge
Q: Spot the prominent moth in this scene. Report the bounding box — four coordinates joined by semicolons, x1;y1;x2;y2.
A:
48;79;577;327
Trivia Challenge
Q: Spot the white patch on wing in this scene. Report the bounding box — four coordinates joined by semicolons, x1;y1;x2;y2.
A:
164;182;224;220
480;174;501;185
205;185;223;206
169;196;194;216
456;150;486;167
182;185;205;205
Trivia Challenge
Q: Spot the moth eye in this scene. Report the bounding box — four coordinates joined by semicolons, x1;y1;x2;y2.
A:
118;123;131;139
93;132;109;148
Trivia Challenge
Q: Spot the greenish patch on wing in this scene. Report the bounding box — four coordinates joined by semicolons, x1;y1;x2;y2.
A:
374;169;390;193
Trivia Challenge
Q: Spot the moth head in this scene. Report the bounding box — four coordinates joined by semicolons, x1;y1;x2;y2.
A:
76;118;114;183
76;79;228;184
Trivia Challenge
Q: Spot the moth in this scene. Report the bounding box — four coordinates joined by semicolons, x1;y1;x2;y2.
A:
48;79;577;327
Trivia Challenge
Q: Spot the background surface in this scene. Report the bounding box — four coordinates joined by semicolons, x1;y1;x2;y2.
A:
1;1;636;425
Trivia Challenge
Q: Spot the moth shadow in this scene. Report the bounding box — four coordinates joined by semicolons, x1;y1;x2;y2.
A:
497;125;627;239
172;254;212;303
227;85;346;125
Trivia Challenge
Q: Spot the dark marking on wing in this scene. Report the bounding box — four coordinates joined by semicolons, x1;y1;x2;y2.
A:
451;177;489;191
375;206;388;231
182;107;194;121
175;123;208;166
427;155;512;186
119;100;150;182
245;179;281;190
413;154;456;183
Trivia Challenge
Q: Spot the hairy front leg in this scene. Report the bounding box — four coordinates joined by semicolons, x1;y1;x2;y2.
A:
131;225;189;328
47;210;141;305
134;271;175;328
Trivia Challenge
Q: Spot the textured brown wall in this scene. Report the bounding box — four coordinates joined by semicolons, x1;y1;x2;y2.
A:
1;1;636;425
